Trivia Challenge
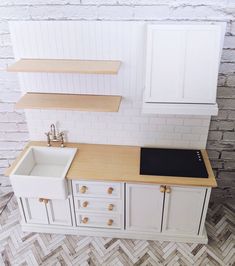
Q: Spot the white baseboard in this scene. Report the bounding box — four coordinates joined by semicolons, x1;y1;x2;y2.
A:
21;223;208;244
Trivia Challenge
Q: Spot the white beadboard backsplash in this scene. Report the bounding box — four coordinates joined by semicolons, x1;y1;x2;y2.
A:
10;21;211;149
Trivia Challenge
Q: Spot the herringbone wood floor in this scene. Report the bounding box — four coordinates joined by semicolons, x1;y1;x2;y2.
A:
0;195;234;266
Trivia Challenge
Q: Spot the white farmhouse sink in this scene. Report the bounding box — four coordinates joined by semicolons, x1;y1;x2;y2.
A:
10;146;77;199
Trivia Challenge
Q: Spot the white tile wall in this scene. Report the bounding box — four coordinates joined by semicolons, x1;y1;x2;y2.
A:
10;21;211;149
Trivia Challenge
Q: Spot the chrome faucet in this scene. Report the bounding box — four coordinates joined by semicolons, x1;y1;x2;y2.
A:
45;123;65;147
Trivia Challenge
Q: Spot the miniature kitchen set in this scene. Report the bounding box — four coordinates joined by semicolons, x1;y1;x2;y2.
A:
5;21;225;244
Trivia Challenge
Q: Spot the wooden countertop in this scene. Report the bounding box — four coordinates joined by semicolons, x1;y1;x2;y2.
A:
5;141;217;187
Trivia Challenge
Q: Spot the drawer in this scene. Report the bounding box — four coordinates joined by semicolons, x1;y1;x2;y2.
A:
74;197;122;214
72;181;122;199
76;212;121;229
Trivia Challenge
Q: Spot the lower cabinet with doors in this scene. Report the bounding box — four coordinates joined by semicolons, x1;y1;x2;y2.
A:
126;183;209;237
20;197;73;226
16;180;211;244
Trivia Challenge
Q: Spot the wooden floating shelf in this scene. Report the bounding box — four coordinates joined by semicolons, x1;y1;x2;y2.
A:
7;59;121;74
15;93;122;112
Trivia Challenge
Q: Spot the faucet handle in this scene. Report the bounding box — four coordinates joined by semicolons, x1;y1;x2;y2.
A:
60;132;65;147
45;132;51;147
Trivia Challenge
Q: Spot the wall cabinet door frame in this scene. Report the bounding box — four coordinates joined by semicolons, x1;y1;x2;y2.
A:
145;24;224;105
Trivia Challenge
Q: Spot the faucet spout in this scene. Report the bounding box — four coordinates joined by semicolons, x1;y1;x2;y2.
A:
45;123;65;147
50;124;56;140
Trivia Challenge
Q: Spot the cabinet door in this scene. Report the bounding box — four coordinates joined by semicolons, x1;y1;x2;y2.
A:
145;24;222;104
162;186;207;235
126;184;164;232
21;198;48;225
47;198;72;226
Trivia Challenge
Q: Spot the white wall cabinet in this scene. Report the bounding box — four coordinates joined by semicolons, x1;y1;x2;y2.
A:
162;186;207;235
21;197;72;226
126;184;164;232
143;24;225;115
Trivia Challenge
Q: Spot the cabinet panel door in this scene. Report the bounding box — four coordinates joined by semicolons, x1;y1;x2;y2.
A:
145;25;222;104
21;198;48;225
183;28;220;103
162;186;206;235
145;27;185;103
126;184;164;232
47;198;72;226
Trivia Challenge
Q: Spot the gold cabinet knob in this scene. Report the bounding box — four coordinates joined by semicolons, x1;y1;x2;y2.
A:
43;199;49;204
39;198;44;203
107;187;114;194
107;219;113;226
160;185;166;193
166;187;171;193
80;186;87;194
82;217;89;224
82;201;89;208
108;204;114;211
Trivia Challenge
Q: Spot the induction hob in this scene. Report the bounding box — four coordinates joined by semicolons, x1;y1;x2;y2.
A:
140;148;208;178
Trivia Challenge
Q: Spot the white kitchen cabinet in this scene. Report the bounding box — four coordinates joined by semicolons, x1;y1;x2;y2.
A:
21;197;72;226
143;24;225;115
21;198;49;225
72;181;124;230
47;198;72;226
18;181;210;243
126;184;164;232
72;180;121;199
162;186;207;235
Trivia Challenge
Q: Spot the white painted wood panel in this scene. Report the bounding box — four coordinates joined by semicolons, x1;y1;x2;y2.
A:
9;21;145;97
162;186;206;235
126;184;164;232
47;198;72;226
145;27;185;102
72;181;122;199
145;24;223;104
21;198;48;225
183;29;220;103
74;197;122;214
9;21;212;147
76;212;122;229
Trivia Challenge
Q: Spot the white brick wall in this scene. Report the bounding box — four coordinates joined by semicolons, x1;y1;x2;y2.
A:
0;1;235;202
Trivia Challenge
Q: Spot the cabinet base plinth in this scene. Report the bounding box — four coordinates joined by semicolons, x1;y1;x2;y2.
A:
20;223;208;244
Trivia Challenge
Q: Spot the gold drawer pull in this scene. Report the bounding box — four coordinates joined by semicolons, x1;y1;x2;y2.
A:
107;219;113;226
166;187;171;193
82;217;89;224
107;187;114;194
82;201;89;208
43;199;49;204
160;185;166;193
39;198;49;204
108;204;114;211
80;186;87;194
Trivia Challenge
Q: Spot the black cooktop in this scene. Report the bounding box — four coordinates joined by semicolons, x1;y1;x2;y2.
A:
140;148;208;178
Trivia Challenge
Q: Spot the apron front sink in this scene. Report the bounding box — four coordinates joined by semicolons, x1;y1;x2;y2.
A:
10;146;77;199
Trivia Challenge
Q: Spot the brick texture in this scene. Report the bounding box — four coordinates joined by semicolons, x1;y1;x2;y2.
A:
0;0;234;202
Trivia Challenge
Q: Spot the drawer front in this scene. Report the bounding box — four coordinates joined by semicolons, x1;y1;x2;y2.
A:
76;212;121;229
74;197;121;214
72;181;122;199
